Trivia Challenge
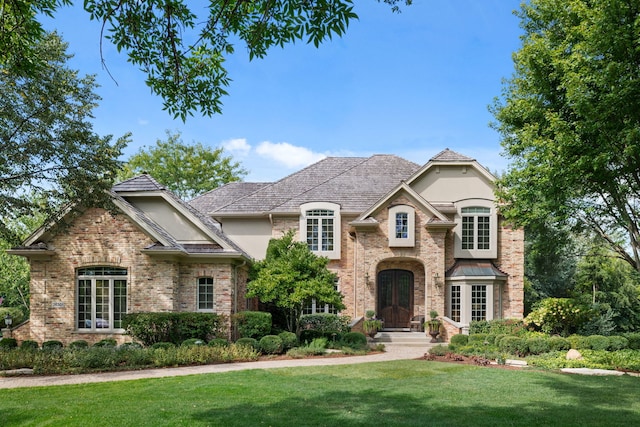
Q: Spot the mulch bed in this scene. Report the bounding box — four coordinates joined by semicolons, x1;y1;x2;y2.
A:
418;352;523;370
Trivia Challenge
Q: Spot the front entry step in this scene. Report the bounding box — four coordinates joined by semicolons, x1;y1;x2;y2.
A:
374;331;439;347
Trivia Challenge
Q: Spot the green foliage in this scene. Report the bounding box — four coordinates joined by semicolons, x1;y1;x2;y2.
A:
181;338;206;347
248;230;344;333
118;130;246;199
20;340;39;350
624;333;640;350
0;338;18;349
526;337;551;355
492;0;640;272
341;332;367;349
608;336;629;351
428;344;450;357
208;338;229;348
547;336;571;351
278;331;298;350
258;335;284;355
498;336;527;357
586;335;611;351
0;32;128;244
470;318;526;336
42;340;63;351
68;340;89;350
232;311;272;339
287;337;328;358
93;339;117;348
235;338;259;351
150;342;176;350
298;314;350;339
468;333;488;344
450;334;469;347
0;307;26;327
525;298;589;336
568;334;590;350
123;312;226;346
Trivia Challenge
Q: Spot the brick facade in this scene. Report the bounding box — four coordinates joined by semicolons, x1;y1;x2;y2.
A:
13;208;247;345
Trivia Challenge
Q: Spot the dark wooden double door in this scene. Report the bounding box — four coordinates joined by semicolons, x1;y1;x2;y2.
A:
377;269;414;329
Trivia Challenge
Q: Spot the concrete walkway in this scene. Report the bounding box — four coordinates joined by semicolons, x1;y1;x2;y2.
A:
0;345;428;390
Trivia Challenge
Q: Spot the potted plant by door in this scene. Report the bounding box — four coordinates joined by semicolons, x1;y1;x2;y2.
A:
425;310;441;343
363;310;383;339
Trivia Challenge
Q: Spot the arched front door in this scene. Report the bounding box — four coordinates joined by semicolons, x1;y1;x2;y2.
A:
377;269;414;329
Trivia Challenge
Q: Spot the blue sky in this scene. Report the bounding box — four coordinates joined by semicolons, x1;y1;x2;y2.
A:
42;1;523;183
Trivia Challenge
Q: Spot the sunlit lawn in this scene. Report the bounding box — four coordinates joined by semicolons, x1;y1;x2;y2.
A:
1;360;639;426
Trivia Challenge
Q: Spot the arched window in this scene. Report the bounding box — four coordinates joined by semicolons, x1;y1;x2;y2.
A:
77;266;127;331
388;205;415;247
300;202;341;259
455;200;497;258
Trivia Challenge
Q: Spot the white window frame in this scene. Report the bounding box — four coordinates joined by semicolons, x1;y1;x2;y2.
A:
197;277;215;312
302;279;340;315
454;200;497;259
300;202;341;259
388;205;415;247
447;281;496;325
76;266;127;332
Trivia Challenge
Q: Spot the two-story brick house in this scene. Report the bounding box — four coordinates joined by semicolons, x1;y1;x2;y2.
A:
9;149;523;344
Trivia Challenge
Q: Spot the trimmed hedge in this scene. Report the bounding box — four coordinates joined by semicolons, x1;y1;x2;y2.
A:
0;338;18;349
259;335;283;354
449;334;469;347
208;338;229;348
232;311;272;339
278;331;298;350
20;340;39;350
298;314;350;342
235;337;259;351
69;340;89;350
42;340;63;351
123;312;226;346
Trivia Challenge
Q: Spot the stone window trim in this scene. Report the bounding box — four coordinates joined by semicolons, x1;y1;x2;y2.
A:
388;205;415;247
197;277;215;312
453;199;497;259
299;202;341;259
76;266;128;333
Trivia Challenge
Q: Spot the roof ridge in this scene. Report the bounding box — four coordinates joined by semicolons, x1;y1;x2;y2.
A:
268;156;371;211
430;148;475;162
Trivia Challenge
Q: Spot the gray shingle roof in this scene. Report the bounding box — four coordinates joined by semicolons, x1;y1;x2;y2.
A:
431;148;475;162
202;155;421;214
112;174;165;192
190;182;269;214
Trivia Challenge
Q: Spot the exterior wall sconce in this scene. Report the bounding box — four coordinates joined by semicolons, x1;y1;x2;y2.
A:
433;272;442;288
365;273;371;287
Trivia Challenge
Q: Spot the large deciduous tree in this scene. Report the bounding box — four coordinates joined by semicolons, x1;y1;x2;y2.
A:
1;0;411;120
0;32;128;245
118;130;247;200
492;0;640;271
247;230;344;334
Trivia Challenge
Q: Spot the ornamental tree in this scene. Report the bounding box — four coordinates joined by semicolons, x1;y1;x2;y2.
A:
247;230;344;334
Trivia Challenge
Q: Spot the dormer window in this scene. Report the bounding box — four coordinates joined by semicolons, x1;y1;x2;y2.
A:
300;202;341;259
454;201;497;258
388;205;415;247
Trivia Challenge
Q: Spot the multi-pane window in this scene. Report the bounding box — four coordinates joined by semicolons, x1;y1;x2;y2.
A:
77;267;127;330
449;285;461;322
471;285;487;321
461;207;491;250
198;277;214;311
395;212;408;239
306;209;334;252
303;279;339;315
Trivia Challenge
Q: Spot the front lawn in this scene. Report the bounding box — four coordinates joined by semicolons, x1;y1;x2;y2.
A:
1;360;639;426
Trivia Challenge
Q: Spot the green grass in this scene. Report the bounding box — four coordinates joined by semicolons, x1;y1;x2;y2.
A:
1;360;639;426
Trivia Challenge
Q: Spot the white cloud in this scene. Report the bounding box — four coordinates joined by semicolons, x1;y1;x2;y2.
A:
222;138;252;156
138;119;149;126
255;141;326;168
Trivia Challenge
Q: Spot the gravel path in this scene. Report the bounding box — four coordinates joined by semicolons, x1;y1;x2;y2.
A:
0;345;428;389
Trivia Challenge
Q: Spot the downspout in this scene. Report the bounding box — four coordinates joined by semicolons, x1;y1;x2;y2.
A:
351;232;357;319
233;260;247;341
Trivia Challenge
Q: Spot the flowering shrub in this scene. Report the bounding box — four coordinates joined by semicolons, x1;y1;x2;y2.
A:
525;298;589;336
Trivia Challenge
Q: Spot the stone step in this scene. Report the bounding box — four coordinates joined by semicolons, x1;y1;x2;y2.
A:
374;331;440;347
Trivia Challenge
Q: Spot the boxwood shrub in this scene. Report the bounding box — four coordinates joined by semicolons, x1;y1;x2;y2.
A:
181;338;206;347
468;333;488;344
0;338;18;349
232;311;272;339
208;338;229;347
608;336;629;351
498;336;527;356
42;340;63;351
449;334;469;349
259;335;283;354
93;338;117;347
548;336;571;351
20;340;39;350
623;332;640;350
526;337;550;355
123;312;226;345
69;340;89;350
278;331;298;350
150;342;175;350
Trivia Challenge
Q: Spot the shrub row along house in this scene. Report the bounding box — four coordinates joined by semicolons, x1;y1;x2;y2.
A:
7;149;524;345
